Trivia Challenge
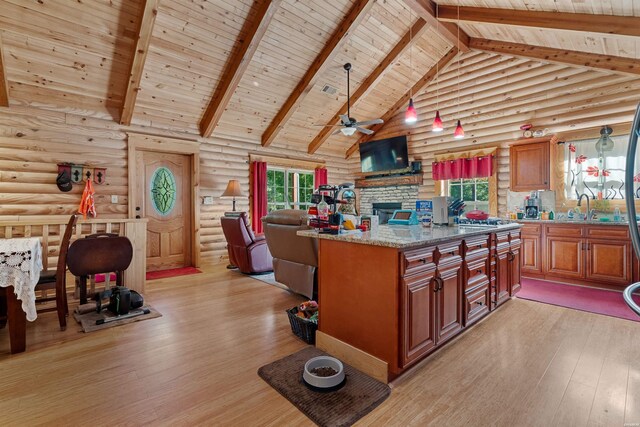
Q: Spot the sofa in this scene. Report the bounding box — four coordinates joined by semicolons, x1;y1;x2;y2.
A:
221;212;273;274
262;210;318;299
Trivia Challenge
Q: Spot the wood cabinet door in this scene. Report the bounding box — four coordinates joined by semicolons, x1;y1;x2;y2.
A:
586;239;632;285
545;237;583;279
509;140;550;191
401;271;437;367
521;234;542;275
509;246;522;295
435;263;463;345
495;247;510;307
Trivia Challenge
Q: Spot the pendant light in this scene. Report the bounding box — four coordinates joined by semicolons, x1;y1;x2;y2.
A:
453;1;464;139
405;7;417;124
432;4;443;132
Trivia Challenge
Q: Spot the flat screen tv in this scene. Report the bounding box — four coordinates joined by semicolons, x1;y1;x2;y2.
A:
359;135;409;173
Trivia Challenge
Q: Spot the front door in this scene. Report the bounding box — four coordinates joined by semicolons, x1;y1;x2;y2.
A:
136;150;192;272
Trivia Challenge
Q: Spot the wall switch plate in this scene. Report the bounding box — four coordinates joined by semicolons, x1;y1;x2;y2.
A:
203;196;214;205
111;195;118;204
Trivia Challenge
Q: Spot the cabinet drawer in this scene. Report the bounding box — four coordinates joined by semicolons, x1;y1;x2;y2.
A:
465;284;490;326
464;236;490;260
510;230;521;243
586;226;629;240
465;258;489;291
402;246;436;277
520;223;541;236
495;231;510;246
437;241;462;266
546;225;582;237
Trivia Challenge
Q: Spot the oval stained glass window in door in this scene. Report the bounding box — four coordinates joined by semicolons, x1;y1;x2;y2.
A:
150;167;177;215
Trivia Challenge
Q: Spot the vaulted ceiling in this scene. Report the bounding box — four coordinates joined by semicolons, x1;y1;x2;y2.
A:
0;0;638;158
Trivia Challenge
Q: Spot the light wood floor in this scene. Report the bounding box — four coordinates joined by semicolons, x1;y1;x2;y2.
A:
1;265;639;426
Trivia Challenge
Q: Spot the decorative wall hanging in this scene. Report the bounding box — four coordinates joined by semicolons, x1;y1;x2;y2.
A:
58;163;108;185
71;165;84;184
94;168;106;185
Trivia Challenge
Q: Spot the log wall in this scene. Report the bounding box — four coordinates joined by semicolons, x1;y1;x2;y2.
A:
0;106;356;264
367;50;640;216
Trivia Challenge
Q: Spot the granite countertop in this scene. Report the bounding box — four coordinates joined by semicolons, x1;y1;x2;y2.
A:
514;219;631;226
297;223;522;249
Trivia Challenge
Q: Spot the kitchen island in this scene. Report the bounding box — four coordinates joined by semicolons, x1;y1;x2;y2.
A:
298;223;522;382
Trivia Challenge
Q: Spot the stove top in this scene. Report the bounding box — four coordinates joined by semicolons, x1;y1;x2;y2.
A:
457;218;504;226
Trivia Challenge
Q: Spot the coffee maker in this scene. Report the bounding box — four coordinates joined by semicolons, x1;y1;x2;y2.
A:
525;191;541;219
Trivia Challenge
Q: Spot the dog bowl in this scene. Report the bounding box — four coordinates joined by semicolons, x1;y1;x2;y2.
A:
303;356;346;391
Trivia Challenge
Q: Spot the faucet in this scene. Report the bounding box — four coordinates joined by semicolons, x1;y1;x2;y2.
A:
576;194;592;220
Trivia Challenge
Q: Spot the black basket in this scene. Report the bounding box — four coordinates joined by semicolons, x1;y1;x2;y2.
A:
286;306;318;344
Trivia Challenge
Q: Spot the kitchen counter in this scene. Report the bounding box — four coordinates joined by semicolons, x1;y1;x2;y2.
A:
514;218;630;226
297;223;521;249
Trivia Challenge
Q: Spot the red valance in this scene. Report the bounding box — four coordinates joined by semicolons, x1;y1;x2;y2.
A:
431;155;494;181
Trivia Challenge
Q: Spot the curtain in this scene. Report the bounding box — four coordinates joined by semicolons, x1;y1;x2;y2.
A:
432;155;494;181
314;167;328;189
251;161;267;234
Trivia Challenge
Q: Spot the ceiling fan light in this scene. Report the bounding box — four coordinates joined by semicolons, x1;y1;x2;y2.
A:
432;110;444;132
454;120;465;139
405;98;417;124
341;127;357;136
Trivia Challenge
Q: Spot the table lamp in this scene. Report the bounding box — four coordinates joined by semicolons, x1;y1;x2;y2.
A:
221;179;244;212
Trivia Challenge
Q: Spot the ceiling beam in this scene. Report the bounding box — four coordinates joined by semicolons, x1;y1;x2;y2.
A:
0;32;9;107
345;46;459;159
120;0;159;125
307;19;428;154
470;38;640;77
404;0;469;52
261;0;375;147
200;0;282;138
437;6;640;38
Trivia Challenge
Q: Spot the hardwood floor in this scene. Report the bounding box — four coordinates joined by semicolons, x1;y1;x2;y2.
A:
1;265;639;426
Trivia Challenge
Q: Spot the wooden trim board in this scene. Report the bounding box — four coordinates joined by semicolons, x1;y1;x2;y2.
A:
315;331;389;384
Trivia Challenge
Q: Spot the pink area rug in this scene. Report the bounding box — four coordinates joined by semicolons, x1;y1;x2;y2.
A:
146;266;201;281
518;278;640;322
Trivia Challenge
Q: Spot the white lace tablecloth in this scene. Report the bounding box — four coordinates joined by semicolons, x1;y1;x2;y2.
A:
0;238;42;321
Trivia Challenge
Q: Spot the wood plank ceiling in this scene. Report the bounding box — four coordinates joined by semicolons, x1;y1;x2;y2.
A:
0;0;638;158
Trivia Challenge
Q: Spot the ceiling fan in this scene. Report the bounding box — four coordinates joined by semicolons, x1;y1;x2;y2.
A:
316;63;384;136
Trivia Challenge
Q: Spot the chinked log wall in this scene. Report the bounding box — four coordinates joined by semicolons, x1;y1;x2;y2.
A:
0;106;356;264
363;50;640;216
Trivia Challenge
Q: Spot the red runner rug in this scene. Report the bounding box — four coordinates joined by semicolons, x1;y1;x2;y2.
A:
146;266;202;281
518;278;640;322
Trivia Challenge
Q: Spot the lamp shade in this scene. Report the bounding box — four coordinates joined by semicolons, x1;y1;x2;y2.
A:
405;98;417;124
432;110;443;132
221;179;244;197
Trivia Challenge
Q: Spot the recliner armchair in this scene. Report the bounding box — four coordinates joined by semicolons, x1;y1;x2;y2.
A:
221;212;273;274
262;210;318;299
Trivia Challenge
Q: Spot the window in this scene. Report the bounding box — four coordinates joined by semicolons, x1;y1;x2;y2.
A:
448;177;490;212
266;168;314;212
563;134;639;200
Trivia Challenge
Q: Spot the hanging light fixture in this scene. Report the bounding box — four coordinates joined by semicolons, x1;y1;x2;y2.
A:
454;120;465;139
454;1;464;139
405;6;417;124
432;4;443;132
405;98;417;123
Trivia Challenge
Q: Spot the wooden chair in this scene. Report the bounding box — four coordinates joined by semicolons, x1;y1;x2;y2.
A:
35;214;78;330
67;234;133;305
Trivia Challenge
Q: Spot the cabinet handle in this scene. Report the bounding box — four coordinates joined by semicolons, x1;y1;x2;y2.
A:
476;269;483;274
475;301;484;306
419;258;427;264
507;252;515;261
433;278;439;292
